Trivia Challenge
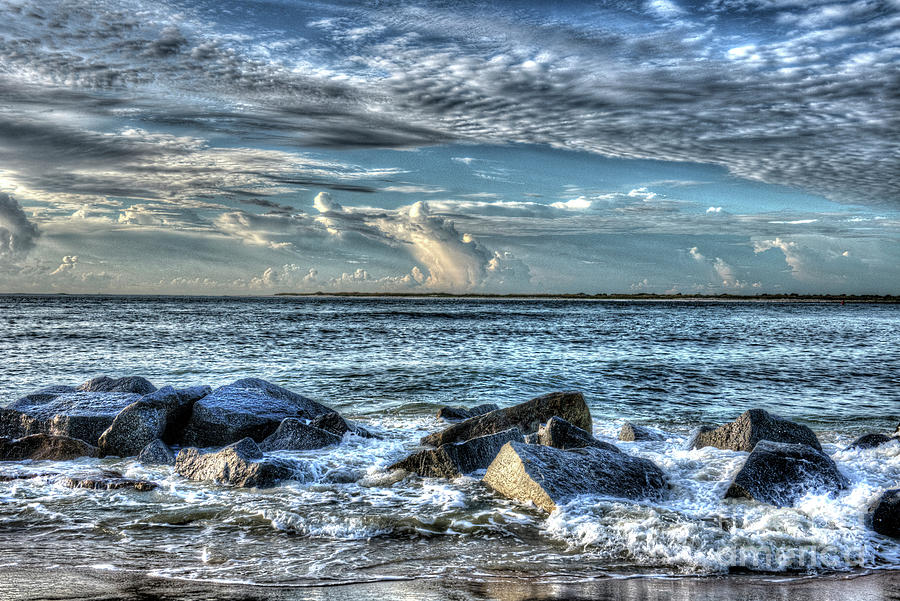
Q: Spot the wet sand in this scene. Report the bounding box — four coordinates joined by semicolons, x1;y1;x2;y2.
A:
3;568;899;601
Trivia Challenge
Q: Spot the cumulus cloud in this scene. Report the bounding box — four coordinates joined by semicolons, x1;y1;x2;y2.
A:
0;192;39;259
50;255;78;275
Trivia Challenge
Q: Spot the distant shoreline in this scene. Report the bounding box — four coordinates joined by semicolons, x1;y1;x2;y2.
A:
274;292;900;303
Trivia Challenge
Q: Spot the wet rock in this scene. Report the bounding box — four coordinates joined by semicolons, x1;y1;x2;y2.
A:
390;428;525;479
138;439;176;465
422;391;591;447
181;378;335;447
724;440;848;507
310;412;376;439
845;433;894;451
0;472;53;482
0;408;49;439
175;438;297;488
871;489;900;538
260;418;341;451
77;376;157;395
0;434;99;461
619;423;665;442
59;470;157;492
534;417;620;452
98;385;211;457
437;403;500;421
690;409;821;452
483;441;667;513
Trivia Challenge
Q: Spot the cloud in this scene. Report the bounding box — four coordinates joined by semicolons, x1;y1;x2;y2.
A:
50;255;78;275
0;192;40;258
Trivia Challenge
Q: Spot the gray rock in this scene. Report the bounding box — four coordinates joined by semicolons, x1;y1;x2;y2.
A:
437;403;500;421
97;386;211;457
845;433;894;451
175;438;298;488
12;385;77;406
421;391;591;447
390;428;525;478
534;416;620;452
260;418;341;451
724;440;848;507
0;408;49;439
77;376;157;395
483;441;667;513
524;432;539;444
871;489;900;538
58;470;157;492
619;423;665;442
138;439;176;465
310;412;376;439
691;409;821;452
181;378;335;447
0;434;99;461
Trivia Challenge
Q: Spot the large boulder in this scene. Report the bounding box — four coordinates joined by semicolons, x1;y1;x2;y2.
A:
421;391;591;447
0;408;49;439
691;409;821;452
97;386;211;457
845;433;894;451
260;418;341;451
618;423;665;442
138;439;176;465
309;412;376;439
437;403;500;421
483;441;668;513
181;378;334;447
871;489;900;538
0;434;99;461
724;440;848;507
390;428;524;479
77;376;157;395
175;438;297;488
532;417;620;452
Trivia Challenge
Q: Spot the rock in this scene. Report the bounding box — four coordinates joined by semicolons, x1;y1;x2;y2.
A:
77;376;157;395
175;438;297;488
871;489;900;538
845;433;894;451
181;378;335;447
138;439;176;465
724;440;848;507
523;432;539;444
97;386;211;457
0;408;49;439
534;417;620;452
422;391;591;447
619;423;665;442
690;409;821;452
260;418;341;451
437;403;500;421
309;412;376;439
483;441;667;513
59;470;157;492
0;434;99;461
390;428;525;478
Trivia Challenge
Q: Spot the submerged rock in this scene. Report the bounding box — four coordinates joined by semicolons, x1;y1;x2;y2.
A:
0;408;49;439
691;409;821;452
390;428;524;478
260;418;341;451
138;439;176;465
483;441;667;513
181;378;334;447
310;412;376;439
59;470;157;492
618;423;665;442
724;440;847;507
871;489;900;538
845;433;894;451
0;434;99;461
98;385;211;457
436;403;500;421
422;391;591;447
533;417;620;452
77;376;157;395
175;438;297;488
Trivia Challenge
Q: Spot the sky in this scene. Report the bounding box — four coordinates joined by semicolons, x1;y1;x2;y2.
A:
0;0;898;295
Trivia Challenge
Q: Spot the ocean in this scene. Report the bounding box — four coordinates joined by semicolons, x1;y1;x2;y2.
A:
0;296;898;592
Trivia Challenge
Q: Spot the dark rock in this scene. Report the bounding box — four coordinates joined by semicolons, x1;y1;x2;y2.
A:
77;376;157;395
0;408;49;439
181;378;334;447
13;385;77;405
98;386;211;457
724;440;848;507
138;439;176;465
619;423;665;442
260;418;341;451
422;391;591;447
310;412;376;439
0;434;99;461
437;403;500;421
0;472;53;482
59;470;157;492
175;438;297;488
534;417;620;452
691;409;821;452
390;428;525;478
871;489;900;538
483;441;667;513
845;433;894;451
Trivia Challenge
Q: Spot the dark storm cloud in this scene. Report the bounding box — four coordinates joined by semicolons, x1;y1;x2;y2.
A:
0;192;39;257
